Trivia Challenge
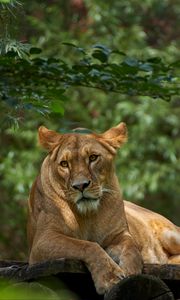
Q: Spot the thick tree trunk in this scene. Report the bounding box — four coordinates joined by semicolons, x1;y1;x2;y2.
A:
104;274;175;300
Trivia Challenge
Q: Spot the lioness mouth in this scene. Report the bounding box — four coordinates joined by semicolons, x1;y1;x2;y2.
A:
78;197;98;203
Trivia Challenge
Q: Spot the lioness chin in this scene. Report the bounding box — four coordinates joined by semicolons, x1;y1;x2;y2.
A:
28;123;180;295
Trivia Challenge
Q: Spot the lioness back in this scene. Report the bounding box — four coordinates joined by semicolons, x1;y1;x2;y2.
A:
125;200;180;264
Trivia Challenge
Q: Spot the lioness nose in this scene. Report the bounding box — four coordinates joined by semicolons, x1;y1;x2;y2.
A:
72;180;91;192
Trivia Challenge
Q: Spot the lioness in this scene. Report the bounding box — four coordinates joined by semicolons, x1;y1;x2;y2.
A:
28;123;180;295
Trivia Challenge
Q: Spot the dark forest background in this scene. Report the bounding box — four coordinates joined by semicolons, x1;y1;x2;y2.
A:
0;0;179;261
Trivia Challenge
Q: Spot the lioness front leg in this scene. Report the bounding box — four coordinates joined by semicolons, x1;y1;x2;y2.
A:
105;231;143;275
29;230;125;295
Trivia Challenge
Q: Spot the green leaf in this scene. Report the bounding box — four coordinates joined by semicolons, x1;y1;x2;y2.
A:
124;57;139;67
0;0;12;2
29;47;42;54
147;57;162;64
50;100;64;114
92;44;110;52
92;49;108;63
92;44;111;63
62;42;78;47
47;89;66;99
111;50;126;56
139;63;153;72
88;69;101;77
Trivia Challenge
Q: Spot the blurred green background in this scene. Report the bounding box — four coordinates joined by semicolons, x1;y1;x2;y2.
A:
0;0;179;261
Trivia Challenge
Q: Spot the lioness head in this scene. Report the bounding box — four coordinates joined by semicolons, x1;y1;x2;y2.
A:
38;123;127;214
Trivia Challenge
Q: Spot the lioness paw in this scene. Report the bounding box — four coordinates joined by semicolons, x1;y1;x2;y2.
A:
94;270;125;295
92;262;125;295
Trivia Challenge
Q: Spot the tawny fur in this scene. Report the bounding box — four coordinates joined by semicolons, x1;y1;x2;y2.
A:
27;123;180;295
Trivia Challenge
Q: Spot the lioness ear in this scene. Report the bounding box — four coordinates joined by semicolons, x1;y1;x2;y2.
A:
38;126;62;150
101;122;128;149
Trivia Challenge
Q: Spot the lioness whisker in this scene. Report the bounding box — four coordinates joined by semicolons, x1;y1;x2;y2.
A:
102;188;119;194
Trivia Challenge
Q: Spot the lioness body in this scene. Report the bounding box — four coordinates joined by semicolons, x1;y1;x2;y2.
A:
28;124;180;294
125;201;180;264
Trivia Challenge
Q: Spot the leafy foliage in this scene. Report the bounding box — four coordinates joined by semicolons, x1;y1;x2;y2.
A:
0;0;179;128
0;279;74;300
0;43;179;128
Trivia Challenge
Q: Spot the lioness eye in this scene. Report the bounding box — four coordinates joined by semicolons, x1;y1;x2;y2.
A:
89;154;98;162
60;161;68;168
